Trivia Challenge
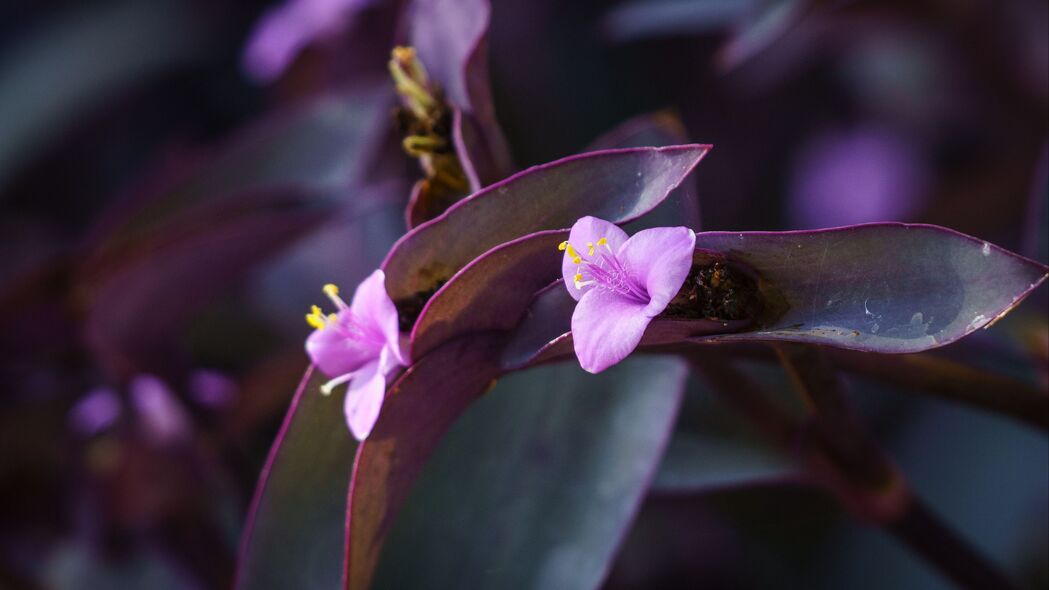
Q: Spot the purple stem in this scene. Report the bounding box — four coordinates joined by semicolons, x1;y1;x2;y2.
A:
683;342;1048;430
688;345;1019;589
887;497;1019;590
774;343;1019;589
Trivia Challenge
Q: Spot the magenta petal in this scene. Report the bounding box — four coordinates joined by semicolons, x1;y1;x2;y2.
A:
571;289;652;373
343;359;385;440
618;226;696;315
561;216;629;301
305;318;380;377
350;269;406;365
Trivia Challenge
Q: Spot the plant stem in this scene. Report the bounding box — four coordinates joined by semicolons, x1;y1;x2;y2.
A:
690;344;1021;588
826;349;1048;431
688;342;1048;430
886;497;1019;590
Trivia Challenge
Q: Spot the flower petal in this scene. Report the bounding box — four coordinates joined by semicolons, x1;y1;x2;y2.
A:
305;318;380;377
351;269;407;365
343;359;386;440
571;288;652;373
561;216;630;301
618;226;695;315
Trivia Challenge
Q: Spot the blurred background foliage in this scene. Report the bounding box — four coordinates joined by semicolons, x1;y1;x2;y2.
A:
0;0;1045;588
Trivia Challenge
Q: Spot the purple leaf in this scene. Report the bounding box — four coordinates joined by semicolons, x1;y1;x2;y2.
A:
89;91;387;244
717;0;811;70
505;224;1047;366
600;0;750;43
501;282;576;369
383;145;711;307
410;230;566;360
80;91;388;373
586;111;703;231
344;334;503;590
242;0;377;83
235;367;357;590
410;0;513;188
373;357;687;589
83;190;328;375
688;224;1048;352
0;0;204;188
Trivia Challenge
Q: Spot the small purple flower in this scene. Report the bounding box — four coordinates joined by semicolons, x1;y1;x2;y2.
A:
68;387;121;437
130;375;192;445
305;269;406;440
560;216;696;373
789;128;928;228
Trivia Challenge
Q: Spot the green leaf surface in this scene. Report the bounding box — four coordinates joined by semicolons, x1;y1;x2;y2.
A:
373;356;688;590
235;368;357;590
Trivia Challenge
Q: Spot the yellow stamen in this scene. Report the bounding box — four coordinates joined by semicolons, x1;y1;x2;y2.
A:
597;237;608;247
306;312;326;330
587;242;595;255
574;273;584;282
306;288;346;331
558;241;569;251
321;283;349;310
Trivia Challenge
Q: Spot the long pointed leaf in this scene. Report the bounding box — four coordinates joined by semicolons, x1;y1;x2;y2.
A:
343;335;504;590
372;357;687;590
383;145;711;303
410;230;566;360
235;368;357;590
690;224;1048;352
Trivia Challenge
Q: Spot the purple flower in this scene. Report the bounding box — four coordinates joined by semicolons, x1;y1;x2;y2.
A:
68;387;121;436
789;128;929;228
130;375;192;445
560;216;695;373
305;269;406;440
243;0;375;82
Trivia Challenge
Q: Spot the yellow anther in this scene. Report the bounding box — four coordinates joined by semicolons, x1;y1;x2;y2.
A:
572;256;581;264
587;242;595;256
597;237;608;246
558;241;569;251
574;273;583;282
306;313;326;330
323;284;339;297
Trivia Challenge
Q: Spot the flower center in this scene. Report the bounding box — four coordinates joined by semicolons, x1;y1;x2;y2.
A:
305;283;369;339
559;237;648;302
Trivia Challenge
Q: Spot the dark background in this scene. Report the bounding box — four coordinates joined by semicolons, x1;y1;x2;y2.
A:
0;0;1045;588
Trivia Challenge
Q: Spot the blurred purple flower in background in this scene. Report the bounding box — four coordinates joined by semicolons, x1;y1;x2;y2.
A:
68;387;121;437
130;375;192;446
305;269;406;439
560;216;695;373
243;0;377;82
790;127;930;229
